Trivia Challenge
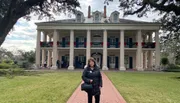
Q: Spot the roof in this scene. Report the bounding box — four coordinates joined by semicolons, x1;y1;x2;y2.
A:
35;18;160;25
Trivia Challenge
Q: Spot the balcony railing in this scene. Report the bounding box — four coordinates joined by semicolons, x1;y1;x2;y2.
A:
40;41;155;48
40;42;53;47
58;42;70;47
75;42;86;48
91;42;103;47
142;42;155;48
108;42;120;48
125;42;137;48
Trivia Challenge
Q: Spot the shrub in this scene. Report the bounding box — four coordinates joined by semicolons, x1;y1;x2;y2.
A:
0;68;25;78
163;64;180;72
14;61;18;64
28;56;35;63
19;61;31;69
167;64;180;69
0;62;19;69
0;63;11;69
3;60;13;64
22;62;29;68
161;57;169;66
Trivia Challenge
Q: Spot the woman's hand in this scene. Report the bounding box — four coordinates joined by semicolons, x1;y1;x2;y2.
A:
90;79;93;83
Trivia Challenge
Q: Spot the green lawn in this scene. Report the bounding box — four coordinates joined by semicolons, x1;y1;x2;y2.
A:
0;71;82;103
105;72;180;103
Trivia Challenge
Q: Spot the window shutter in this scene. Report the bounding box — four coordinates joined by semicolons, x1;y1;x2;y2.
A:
107;38;110;48
62;38;65;47
76;38;79;47
115;56;119;69
84;38;87;48
116;38;119;48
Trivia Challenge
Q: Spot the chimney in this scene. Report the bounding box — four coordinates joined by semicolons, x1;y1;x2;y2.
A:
104;6;106;18
88;6;91;18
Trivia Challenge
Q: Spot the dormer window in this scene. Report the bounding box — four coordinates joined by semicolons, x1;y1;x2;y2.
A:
113;13;118;23
93;11;101;23
75;11;84;23
95;13;99;22
77;14;81;22
110;11;120;23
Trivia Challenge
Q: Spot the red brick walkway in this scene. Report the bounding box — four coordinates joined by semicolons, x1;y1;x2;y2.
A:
67;72;126;103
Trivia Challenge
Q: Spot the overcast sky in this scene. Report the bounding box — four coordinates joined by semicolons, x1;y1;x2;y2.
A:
1;0;160;52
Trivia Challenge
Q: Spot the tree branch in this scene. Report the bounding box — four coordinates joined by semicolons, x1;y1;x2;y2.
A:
148;0;180;15
126;3;147;15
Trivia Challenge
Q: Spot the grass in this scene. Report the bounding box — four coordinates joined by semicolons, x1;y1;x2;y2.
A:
0;71;82;103
105;71;180;103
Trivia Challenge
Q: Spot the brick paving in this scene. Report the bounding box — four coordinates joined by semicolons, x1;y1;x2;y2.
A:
67;72;126;103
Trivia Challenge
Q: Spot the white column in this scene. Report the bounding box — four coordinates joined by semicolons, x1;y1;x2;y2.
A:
49;35;51;42
120;30;126;70
142;34;148;70
148;34;153;69
35;30;41;69
155;31;160;69
51;30;58;69
56;33;59;63
142;35;145;70
68;30;74;70
102;30;108;70
143;51;147;69
136;30;143;71
47;50;52;67
41;33;47;66
47;35;51;67
59;51;62;68
86;30;91;64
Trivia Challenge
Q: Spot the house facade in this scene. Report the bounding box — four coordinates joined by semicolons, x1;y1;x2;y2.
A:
35;6;161;71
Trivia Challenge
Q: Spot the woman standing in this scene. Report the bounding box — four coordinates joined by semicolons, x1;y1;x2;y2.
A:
82;57;103;103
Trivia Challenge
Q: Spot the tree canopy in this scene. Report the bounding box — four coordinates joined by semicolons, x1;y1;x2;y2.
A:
105;0;180;39
106;0;180;64
0;0;80;46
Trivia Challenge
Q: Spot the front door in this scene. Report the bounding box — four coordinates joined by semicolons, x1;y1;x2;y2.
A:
92;53;101;67
94;55;101;67
129;57;133;69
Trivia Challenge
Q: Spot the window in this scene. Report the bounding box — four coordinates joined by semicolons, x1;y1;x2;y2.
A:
125;55;129;68
79;37;84;42
78;36;84;47
78;56;84;62
113;13;118;22
65;37;70;42
65;55;69;62
110;56;115;64
110;38;116;45
95;13;99;22
77;14;81;22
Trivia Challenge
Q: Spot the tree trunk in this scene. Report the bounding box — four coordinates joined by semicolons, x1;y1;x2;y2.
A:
0;17;19;46
0;0;32;46
0;0;20;46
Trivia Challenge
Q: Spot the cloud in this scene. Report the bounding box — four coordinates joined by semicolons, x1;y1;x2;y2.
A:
1;0;160;52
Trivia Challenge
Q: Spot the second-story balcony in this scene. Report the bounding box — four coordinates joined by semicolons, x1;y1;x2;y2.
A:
108;42;120;48
91;42;103;48
40;42;53;47
142;42;155;48
125;42;137;48
74;42;86;48
40;41;156;49
58;42;70;47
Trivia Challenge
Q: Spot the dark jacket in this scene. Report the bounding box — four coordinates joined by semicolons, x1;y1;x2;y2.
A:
82;66;102;95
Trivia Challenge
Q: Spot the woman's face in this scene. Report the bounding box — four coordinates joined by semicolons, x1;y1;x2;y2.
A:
89;60;95;67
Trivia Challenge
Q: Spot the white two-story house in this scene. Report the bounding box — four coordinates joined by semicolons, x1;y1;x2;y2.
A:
35;6;161;71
